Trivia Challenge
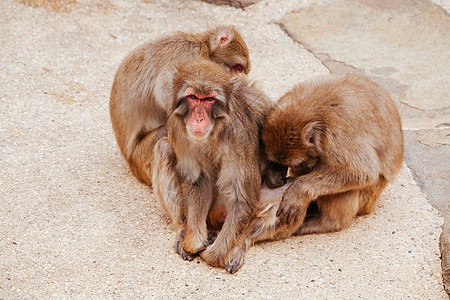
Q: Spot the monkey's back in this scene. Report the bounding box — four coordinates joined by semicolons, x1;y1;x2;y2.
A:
279;74;403;181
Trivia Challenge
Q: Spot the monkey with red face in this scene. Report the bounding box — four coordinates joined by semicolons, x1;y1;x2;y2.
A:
152;59;273;272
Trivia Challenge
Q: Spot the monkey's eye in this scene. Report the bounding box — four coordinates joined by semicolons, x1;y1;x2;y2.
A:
188;95;198;100
233;64;243;73
205;97;215;102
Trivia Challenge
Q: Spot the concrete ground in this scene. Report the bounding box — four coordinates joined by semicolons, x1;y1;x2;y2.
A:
0;0;448;298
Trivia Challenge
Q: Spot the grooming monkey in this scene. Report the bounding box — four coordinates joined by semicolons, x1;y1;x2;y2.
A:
152;59;273;272
226;74;404;273
110;26;250;187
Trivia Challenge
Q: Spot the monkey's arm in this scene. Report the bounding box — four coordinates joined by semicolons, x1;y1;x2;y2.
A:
201;197;254;268
129;125;168;186
200;160;259;268
277;167;373;224
180;174;214;254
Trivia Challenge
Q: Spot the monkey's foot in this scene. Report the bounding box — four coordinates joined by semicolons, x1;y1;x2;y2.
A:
199;243;227;268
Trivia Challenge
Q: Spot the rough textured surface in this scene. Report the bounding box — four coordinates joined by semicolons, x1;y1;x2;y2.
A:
281;0;450;294
0;0;447;298
404;130;450;295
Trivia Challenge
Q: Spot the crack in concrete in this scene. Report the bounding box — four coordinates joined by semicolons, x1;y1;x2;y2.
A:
277;21;332;74
278;20;412;107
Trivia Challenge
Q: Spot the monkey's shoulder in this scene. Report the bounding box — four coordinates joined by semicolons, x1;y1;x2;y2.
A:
228;80;273;122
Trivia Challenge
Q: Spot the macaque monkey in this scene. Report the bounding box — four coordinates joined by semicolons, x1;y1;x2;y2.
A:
110;26;250;187
226;74;404;273
151;59;273;271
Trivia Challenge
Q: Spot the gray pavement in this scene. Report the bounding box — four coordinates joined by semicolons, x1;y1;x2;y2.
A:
0;0;448;298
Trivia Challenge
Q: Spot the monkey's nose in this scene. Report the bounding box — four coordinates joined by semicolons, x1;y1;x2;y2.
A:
195;111;205;122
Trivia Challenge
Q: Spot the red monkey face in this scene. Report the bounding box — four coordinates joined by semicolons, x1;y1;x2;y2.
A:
172;59;231;142
185;87;217;139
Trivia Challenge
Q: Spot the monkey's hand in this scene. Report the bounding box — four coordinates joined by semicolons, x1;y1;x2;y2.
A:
175;230;197;261
264;162;288;189
276;186;309;225
207;230;218;244
182;228;213;255
175;229;216;261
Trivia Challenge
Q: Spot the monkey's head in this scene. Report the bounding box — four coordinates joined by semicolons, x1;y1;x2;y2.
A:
171;60;232;141
262;106;325;171
208;26;251;75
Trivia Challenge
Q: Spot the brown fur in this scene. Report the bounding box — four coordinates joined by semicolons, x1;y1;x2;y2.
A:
226;74;404;273
151;60;273;271
110;26;250;187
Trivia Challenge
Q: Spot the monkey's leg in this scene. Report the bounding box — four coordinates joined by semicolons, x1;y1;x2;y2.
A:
181;175;214;254
201;199;252;268
226;205;300;274
129;126;167;187
358;176;388;215
224;207;280;274
295;190;360;235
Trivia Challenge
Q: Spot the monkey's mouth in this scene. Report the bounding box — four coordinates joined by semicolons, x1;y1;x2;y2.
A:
187;127;210;140
192;131;207;138
186;123;211;140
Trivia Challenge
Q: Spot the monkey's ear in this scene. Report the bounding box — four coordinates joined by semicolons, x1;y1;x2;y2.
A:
211;28;234;50
216;31;232;46
301;121;325;147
